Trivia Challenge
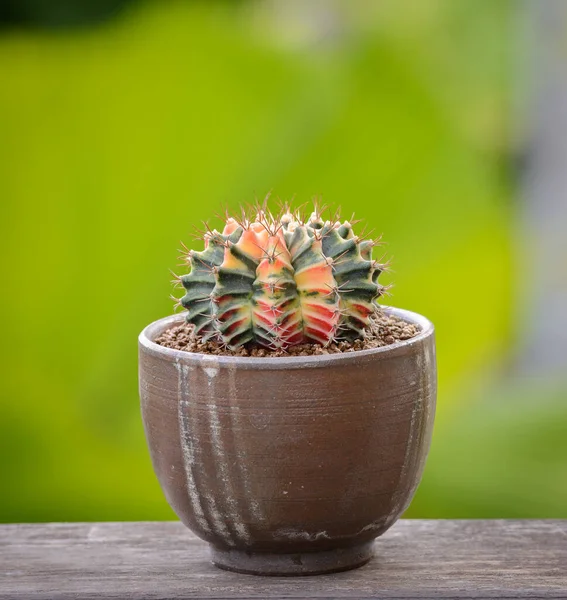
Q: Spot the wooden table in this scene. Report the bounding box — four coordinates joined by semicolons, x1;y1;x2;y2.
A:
1;520;565;599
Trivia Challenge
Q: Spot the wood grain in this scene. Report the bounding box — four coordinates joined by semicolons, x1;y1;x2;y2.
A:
0;520;565;599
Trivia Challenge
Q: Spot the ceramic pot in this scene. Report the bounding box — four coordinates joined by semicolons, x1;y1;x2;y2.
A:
138;307;436;576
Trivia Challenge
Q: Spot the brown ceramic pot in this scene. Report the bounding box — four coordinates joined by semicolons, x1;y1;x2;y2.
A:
138;307;436;576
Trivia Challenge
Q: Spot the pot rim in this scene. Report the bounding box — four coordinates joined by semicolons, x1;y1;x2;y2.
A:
139;306;434;370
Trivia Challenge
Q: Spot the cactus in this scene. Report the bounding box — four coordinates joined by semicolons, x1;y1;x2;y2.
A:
176;204;388;350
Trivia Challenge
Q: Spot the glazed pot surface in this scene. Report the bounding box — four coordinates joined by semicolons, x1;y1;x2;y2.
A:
139;307;436;575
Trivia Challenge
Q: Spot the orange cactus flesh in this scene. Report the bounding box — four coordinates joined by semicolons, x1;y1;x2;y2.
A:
180;204;386;350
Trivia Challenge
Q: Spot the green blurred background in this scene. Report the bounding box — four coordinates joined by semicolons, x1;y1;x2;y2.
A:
1;0;566;523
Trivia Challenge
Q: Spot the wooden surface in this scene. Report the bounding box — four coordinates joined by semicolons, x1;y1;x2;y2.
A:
1;520;566;599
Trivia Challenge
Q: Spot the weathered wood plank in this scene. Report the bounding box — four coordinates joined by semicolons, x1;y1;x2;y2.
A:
0;520;565;599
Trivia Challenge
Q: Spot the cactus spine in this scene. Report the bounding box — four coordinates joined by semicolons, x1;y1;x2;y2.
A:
178;205;387;350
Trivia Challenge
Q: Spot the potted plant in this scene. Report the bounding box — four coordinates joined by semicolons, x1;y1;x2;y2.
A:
138;202;436;576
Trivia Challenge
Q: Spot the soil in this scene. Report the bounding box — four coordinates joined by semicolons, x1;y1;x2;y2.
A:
154;311;420;357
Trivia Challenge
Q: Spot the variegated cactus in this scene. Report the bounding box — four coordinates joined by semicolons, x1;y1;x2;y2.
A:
176;204;388;350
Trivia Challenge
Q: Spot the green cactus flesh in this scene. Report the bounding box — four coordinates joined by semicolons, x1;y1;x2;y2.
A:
179;207;387;350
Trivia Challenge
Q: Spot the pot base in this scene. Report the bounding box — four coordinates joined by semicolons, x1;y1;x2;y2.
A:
210;541;374;576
